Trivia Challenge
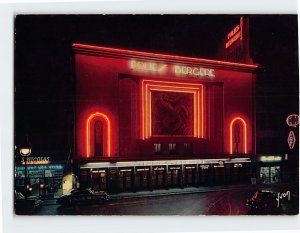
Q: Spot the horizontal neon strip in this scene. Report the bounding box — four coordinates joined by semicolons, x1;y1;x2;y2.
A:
73;43;259;69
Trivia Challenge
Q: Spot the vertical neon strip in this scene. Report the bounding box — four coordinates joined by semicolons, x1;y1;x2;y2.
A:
141;80;145;140
149;90;152;137
86;112;111;157
201;85;204;138
194;92;197;137
229;117;247;154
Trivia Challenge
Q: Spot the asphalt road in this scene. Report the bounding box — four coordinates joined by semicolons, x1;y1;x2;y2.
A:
34;185;298;215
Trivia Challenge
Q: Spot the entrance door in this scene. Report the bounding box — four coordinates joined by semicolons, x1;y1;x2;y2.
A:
135;168;150;190
185;166;196;186
169;167;181;187
91;169;107;191
119;169;133;191
152;167;165;189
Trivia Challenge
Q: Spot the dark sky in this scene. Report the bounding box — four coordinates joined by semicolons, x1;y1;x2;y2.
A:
14;15;299;158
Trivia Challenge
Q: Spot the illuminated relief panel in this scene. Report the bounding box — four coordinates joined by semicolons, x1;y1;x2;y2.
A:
141;80;204;139
229;117;247;154
151;91;194;136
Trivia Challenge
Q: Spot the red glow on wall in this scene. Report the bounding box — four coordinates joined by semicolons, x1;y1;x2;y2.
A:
86;112;111;157
229;117;247;154
141;80;204;139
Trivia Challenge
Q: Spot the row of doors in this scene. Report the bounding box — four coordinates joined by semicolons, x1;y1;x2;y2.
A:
89;165;248;192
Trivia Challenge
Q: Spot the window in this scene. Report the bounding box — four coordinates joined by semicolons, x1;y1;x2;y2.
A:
169;143;177;155
184;143;193;154
154;143;162;155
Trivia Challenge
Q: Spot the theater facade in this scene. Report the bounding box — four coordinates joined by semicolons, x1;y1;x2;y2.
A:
72;43;259;193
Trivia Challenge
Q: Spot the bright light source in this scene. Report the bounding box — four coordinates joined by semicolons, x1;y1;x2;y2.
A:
19;148;31;156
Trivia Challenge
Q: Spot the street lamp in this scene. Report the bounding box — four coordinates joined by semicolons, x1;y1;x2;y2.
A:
19;146;31;200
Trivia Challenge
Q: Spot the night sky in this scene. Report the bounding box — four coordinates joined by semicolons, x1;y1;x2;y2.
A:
14;15;299;159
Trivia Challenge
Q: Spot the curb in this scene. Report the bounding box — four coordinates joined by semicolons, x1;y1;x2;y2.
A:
110;185;256;200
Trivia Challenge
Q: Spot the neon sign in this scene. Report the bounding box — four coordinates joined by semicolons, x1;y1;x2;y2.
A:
286;114;299;128
130;60;167;74
86;112;111;157
174;65;214;78
225;17;243;49
129;60;215;79
287;130;296;149
21;156;50;165
229;117;247;154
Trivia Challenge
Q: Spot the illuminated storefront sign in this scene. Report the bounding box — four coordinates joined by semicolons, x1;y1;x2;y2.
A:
260;156;282;162
287;130;296;149
225;17;243;49
130;60;167;74
130;60;215;78
286;114;299;128
21;156;50;165
174;65;214;78
16;164;64;171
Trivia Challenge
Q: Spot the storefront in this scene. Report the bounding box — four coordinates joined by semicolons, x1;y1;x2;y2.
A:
257;155;287;184
73;43;258;193
15;163;64;198
79;158;253;193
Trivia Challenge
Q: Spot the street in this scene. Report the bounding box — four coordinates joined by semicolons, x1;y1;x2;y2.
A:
34;185;298;215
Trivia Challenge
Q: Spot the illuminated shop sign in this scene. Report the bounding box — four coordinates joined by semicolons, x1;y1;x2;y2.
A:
129;60;215;78
21;156;50;165
286;114;299;128
16;164;64;171
287;131;296;149
225;17;243;49
130;60;167;74
259;156;282;162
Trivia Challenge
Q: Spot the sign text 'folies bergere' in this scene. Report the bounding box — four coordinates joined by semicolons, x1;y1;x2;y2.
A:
130;60;215;78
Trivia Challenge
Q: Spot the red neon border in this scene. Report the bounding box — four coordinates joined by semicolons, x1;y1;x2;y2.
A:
86;112;111;157
73;43;259;69
141;80;204;139
229;117;247;154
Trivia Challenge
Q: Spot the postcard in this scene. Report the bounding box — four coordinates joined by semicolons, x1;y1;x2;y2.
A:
14;14;299;216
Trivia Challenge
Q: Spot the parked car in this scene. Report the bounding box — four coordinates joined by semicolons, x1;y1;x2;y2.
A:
246;190;283;215
14;191;43;214
57;188;110;206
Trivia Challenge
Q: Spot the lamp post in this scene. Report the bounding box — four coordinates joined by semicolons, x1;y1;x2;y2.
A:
20;147;31;200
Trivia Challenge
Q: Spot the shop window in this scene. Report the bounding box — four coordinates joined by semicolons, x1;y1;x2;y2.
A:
154;143;162;155
169;143;177;155
94;120;103;157
184;143;193;154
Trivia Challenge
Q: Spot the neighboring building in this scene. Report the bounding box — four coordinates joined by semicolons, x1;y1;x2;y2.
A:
72;43;259;193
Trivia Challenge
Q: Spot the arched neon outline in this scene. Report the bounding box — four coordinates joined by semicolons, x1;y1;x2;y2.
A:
86;112;111;157
229;117;247;154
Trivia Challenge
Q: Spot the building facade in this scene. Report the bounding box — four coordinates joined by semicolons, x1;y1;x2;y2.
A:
72;43;259;193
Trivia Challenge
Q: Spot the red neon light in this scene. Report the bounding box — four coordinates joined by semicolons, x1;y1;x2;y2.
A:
73;43;259;69
141;80;204;139
86;112;111;157
287;131;296;149
229;117;247;154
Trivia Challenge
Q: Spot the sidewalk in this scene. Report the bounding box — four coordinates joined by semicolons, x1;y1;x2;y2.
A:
109;183;258;200
109;182;298;200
